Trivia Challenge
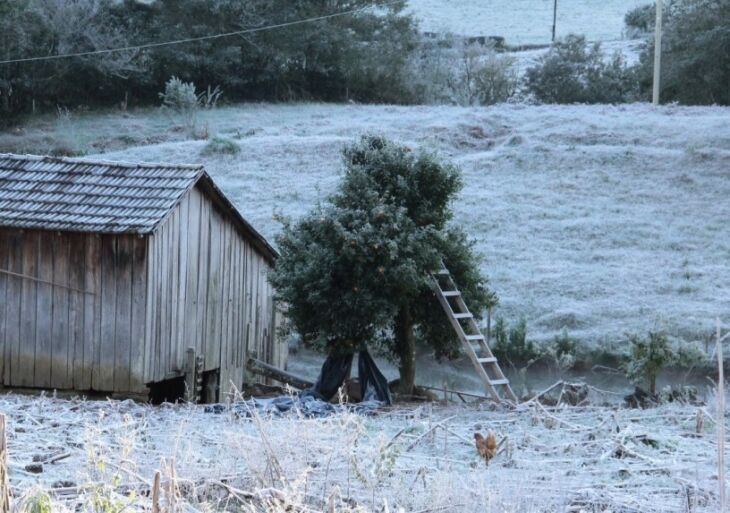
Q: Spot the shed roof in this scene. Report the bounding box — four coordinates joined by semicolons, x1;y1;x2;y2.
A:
0;154;277;262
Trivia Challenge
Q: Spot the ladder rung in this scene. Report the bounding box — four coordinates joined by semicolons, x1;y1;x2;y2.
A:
489;378;510;386
436;269;450;276
465;334;483;341
478;357;497;364
441;290;461;297
453;313;473;319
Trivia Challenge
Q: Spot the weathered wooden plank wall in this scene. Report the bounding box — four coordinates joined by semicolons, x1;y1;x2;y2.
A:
145;186;281;396
0;183;281;397
0;229;147;393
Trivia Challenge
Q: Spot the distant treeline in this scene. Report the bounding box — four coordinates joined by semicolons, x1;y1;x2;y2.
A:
0;0;419;118
0;0;728;120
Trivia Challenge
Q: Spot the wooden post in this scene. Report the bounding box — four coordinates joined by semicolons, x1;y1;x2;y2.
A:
151;470;161;513
0;414;9;513
551;0;558;42
652;0;663;105
184;348;197;404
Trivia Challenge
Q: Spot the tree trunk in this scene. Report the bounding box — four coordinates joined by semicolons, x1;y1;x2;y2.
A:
395;305;416;395
650;373;657;396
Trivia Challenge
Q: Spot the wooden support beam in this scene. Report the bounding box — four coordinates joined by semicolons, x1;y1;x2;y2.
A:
246;357;313;390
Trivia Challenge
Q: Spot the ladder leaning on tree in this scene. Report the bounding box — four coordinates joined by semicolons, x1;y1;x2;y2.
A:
431;264;518;404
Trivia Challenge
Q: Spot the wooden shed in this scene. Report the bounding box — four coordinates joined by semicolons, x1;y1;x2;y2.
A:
0;153;284;401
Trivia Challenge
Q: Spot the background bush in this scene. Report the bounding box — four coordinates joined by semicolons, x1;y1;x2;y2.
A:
406;38;517;106
624;3;657;35
524;35;641;104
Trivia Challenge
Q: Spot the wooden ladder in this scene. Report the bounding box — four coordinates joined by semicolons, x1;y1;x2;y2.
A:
431;265;517;404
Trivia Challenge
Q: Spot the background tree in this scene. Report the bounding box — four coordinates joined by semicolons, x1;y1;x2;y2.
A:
0;0;418;118
636;0;730;105
270;135;496;395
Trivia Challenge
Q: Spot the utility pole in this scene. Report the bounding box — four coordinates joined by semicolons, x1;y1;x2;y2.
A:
652;0;663;105
552;0;558;42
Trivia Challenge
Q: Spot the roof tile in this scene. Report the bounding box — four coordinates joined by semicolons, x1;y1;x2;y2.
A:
0;154;204;233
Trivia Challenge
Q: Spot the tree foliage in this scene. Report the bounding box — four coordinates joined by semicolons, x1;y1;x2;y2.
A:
637;0;730;105
623;331;673;395
270;135;496;392
0;0;418;118
525;35;641;104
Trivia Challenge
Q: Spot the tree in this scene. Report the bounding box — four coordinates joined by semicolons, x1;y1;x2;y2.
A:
623;331;673;395
270;136;496;394
524;34;640;104
637;0;730;105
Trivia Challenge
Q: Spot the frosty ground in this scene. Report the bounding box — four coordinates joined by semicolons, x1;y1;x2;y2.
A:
2;391;723;513
406;0;647;44
4;103;727;351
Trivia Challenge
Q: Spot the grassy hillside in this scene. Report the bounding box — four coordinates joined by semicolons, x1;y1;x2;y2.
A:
406;0;648;43
2;103;729;353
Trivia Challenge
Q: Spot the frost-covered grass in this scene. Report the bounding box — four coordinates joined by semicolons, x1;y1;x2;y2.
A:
2;103;729;353
1;393;724;512
406;0;648;44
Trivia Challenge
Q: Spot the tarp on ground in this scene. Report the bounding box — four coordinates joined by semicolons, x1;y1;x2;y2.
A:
205;348;392;417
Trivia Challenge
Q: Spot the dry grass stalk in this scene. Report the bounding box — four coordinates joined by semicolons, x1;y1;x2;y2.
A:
151;470;160;513
0;414;9;513
717;318;726;512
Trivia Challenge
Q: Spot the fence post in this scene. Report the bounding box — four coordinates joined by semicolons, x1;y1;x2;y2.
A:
652;0;663;105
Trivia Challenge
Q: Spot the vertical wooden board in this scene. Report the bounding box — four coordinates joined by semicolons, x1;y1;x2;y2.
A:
197;198;211;367
204;211;221;371
130;236;147;393
219;214;228;370
82;235;101;390
167;208;180;373
233;239;243;368
50;233;71;389
143;234;156;384
156;222;170;381
95;235;117;391
113;236;133;392
183;190;201;357
68;233;86;390
176;196;189;364
253;257;261;360
34;233;54;388
0;230;9;384
218;222;228;371
151;232;164;382
16;232;38;387
165;211;177;375
244;243;252;365
5;230;23;386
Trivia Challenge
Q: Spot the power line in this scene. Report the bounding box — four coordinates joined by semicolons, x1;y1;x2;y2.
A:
0;1;403;66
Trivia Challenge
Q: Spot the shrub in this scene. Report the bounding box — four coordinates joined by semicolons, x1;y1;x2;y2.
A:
524;34;641;104
625;3;656;34
159;76;199;130
492;317;541;365
623;331;673;395
547;329;579;371
407;39;518;105
637;0;730;105
200;136;240;156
